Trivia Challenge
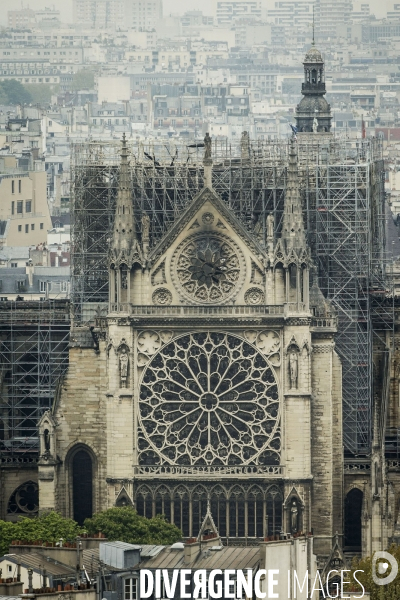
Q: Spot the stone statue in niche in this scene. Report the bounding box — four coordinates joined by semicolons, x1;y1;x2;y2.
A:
241;130;250;159
374;462;381;498
289;349;298;389
290;499;299;534
44;428;51;452
313;116;319;133
204;132;212;160
142;213;150;240
267;213;274;238
119;346;129;387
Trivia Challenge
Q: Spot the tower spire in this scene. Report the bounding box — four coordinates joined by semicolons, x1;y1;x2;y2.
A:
110;134;139;266
312;5;315;46
281;136;307;253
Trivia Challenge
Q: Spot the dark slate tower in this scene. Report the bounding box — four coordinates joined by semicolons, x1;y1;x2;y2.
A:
295;43;332;133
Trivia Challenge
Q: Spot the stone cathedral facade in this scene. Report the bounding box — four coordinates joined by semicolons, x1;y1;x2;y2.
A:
37;133;344;559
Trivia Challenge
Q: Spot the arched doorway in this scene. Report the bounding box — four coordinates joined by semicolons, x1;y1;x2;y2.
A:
344;488;363;549
72;449;93;525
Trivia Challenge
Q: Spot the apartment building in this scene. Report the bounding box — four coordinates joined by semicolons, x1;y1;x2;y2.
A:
7;8;36;29
73;0;162;30
216;1;262;25
0;159;51;248
267;0;314;29
315;0;352;39
0;46;84;86
126;0;163;30
73;0;125;29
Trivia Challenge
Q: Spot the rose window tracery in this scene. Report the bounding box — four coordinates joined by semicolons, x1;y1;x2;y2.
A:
8;481;39;514
138;332;280;467
173;234;243;303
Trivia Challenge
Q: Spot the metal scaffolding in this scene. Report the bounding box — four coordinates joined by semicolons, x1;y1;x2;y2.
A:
0;300;70;461
70;135;391;454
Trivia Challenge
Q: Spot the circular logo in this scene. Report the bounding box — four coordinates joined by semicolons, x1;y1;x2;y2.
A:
372;551;398;586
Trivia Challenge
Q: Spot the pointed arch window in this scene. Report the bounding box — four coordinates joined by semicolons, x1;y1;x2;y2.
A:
344;488;363;549
72;449;93;525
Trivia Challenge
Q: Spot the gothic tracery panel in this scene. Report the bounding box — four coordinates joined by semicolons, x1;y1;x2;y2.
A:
138;332;281;468
171;233;245;304
135;482;283;539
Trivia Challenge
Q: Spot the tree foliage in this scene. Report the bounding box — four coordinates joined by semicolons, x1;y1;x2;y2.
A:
0;80;32;105
0;512;83;557
349;544;400;599
84;507;182;545
71;69;96;91
25;84;58;105
0;508;181;558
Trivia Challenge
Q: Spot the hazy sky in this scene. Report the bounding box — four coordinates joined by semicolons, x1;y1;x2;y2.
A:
0;0;390;26
0;0;217;25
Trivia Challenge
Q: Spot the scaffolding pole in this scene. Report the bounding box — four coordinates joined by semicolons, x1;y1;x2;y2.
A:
0;300;70;461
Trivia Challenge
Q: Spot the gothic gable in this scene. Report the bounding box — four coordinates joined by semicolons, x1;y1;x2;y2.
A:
149;187;266;265
148;187;267;306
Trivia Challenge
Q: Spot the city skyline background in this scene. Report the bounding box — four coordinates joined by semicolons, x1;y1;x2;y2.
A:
0;0;394;26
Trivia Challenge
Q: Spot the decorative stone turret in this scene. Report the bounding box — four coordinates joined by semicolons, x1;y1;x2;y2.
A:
109;134;145;307
295;43;332;133
271;136;310;311
281;137;307;254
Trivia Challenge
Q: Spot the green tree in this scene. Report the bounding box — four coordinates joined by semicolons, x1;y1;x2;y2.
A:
84;507;182;545
349;544;400;599
0;512;83;557
71;69;96;91
0;80;32;105
25;83;58;105
0;520;17;557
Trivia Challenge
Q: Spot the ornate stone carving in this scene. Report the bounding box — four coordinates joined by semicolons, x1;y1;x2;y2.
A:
152;288;172;305
137;353;150;367
256;331;280;355
216;219;227;229
243;331;281;368
202;212;214;225
290;498;299;533
244;330;258;344
312;344;334;353
189;220;200;230
138;331;161;355
267;213;274;238
119;345;129;387
8;481;39;515
142;213;150;239
138;332;281;467
250;261;265;285
204;132;212;160
151;261;167;286
172;233;244;304
159;330;174;344
149;188;265;264
288;349;299;390
245;287;265;305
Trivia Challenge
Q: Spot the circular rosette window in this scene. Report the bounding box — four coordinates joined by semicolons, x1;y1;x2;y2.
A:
138;332;280;467
172;234;244;304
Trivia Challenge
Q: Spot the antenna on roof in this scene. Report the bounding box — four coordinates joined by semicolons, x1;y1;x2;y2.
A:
312;5;315;46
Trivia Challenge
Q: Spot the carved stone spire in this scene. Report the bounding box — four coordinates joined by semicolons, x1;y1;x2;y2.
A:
110;134;143;268
281;136;307;254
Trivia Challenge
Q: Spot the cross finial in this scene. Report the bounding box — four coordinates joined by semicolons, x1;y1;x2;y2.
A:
312;5;315;46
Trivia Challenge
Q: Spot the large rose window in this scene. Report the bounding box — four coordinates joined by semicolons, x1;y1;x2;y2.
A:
172;234;243;303
138;332;280;467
